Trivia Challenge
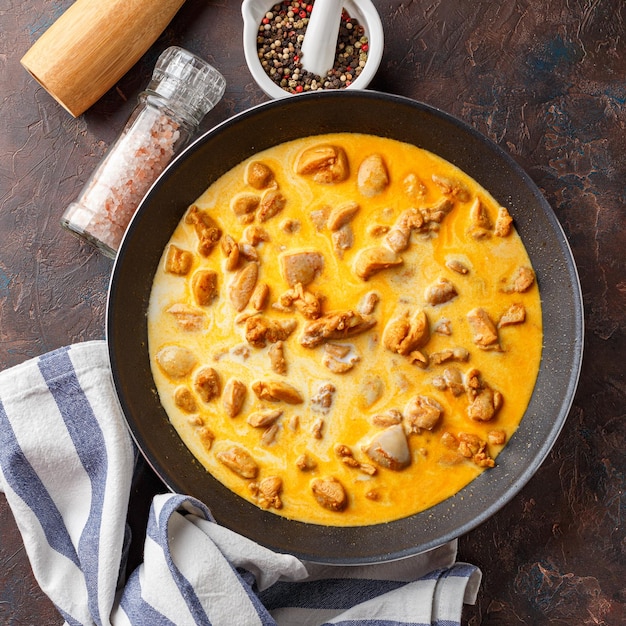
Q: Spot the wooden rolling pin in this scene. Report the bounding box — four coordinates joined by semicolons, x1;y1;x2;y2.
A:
21;0;186;117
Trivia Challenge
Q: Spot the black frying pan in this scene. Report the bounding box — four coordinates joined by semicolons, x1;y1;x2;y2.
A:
107;91;583;564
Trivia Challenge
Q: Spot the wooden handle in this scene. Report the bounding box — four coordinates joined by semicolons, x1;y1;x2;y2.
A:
21;0;186;117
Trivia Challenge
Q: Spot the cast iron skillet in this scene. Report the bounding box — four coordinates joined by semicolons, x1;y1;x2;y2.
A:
107;91;583;564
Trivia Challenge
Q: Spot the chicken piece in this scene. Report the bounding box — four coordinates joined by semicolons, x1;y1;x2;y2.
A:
498;302;526;327
296;453;317;471
268;340;287;374
430;348;470;365
220;234;240;271
467;197;492;240
488;429;507;445
353;246;403;280
250;282;270;311
424;277;458;305
216;446;258;479
458;433;495;468
155;345;196;378
278;282;322;319
421;197;455;226
258;189;286;222
322;342;360;373
246;408;283;428
173;386;197;413
245;160;275;190
185;205;222;256
194;367;220;402
372;408;403;427
295;144;349;183
191;269;218;306
251;380;303;404
166;303;205;331
228;262;258;312
249;476;282;509
385;208;425;252
242;225;270;246
300;310;376;348
432;173;471;201
466;307;499;348
245;316;297;348
502;266;535;293
327;201;360;231
311;383;336;413
445;258;469;275
230;193;260;220
197;426;215;451
334;444;377;475
310;476;348;511
404;395;443;433
467;386;501;422
357;291;380;315
164;244;193;275
402;172;427;199
280;250;324;287
359;375;384;407
331;224;354;257
443;367;465;396
357;154;389;197
363;424;411;471
383;309;430;356
494;206;513;237
222;378;247;417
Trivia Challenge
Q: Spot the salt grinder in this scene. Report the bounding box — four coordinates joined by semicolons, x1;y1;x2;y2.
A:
61;47;226;258
21;0;187;117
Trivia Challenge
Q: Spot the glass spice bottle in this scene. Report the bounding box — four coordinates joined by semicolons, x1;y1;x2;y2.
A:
61;46;226;258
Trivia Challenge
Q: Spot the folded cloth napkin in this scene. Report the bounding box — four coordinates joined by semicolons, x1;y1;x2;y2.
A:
0;341;481;626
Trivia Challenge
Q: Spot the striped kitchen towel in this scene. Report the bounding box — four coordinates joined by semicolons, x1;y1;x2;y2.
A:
0;341;481;626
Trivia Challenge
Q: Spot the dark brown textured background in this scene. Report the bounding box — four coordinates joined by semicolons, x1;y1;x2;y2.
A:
1;1;624;624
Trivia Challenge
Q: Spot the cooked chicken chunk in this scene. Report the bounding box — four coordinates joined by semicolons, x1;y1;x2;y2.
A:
502;266;535;293
383;309;430;356
185;205;222;256
311;476;348;511
245;316;297;348
280;250;324;286
228;262;258;312
300;310;376;348
494;206;513;237
251;380;303;404
222;378;247;417
164;244;193;275
194;367;221;402
217;446;258;479
466;307;499;348
296;144;349;183
353;246;403;280
432;173;471;201
357;154;390;197
404;395;443;432
363;424;411;471
245;160;275;190
498;302;526;327
424;277;458;305
192;269;218;306
327;201;360;231
155;345;197;378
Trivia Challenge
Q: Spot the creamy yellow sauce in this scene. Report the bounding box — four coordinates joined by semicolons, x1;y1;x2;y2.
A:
148;132;542;526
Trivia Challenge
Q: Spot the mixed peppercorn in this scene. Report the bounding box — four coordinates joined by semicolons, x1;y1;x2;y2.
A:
257;0;369;94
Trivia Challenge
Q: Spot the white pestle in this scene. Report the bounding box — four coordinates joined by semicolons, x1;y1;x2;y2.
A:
300;0;343;77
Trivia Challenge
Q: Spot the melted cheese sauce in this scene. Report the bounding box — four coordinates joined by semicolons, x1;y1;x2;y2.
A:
148;133;542;526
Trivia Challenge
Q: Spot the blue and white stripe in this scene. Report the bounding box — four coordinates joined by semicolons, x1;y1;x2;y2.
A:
0;341;481;626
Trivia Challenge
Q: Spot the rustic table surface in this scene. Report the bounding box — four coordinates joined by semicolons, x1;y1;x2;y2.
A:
1;1;624;624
